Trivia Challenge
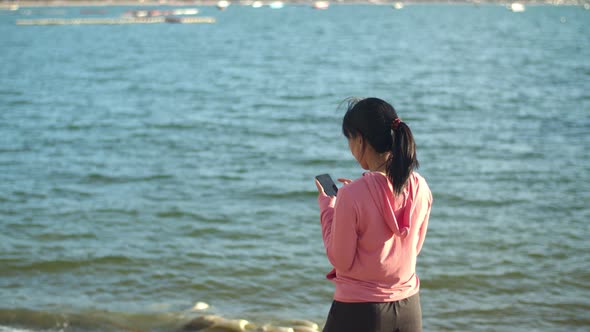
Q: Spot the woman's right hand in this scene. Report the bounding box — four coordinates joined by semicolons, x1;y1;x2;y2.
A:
337;178;352;185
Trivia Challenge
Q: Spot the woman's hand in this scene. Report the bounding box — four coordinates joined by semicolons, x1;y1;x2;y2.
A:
337;178;352;185
315;177;353;197
315;179;328;196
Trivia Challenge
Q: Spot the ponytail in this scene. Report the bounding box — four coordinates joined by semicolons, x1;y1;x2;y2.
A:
387;119;419;195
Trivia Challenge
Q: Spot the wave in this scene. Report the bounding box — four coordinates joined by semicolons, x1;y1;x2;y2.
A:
157;210;230;224
147;122;200;130
89;65;128;73
5;100;33;107
434;192;530;208
11;191;47;200
50;187;94;198
2;255;137;274
297;159;342;167
83;173;174;184
34;232;97;241
157;210;214;222
0;89;24;96
278;92;337;101
425;273;493;292
254;189;317;200
0;146;32;153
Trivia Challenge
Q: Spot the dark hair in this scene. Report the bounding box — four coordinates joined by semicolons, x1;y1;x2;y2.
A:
342;97;419;195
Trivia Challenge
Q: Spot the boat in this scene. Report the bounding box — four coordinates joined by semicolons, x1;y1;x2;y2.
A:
269;1;284;9
133;10;149;17
251;1;263;8
509;2;525;12
393;2;404;9
172;8;199;15
16;16;216;25
217;0;230;10
312;1;329;9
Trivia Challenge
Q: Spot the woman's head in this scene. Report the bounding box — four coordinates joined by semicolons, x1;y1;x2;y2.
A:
342;97;419;195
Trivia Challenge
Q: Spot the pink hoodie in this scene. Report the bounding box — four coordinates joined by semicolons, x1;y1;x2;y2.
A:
318;172;432;303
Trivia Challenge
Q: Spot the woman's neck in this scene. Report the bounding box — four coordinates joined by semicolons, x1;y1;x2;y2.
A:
366;152;390;173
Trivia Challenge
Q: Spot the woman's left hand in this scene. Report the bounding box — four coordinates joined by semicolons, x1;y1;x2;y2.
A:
315;179;327;196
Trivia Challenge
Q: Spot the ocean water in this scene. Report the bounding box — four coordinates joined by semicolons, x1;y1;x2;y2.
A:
1;3;589;331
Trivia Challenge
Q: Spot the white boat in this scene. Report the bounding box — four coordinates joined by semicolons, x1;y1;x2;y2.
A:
134;10;149;17
393;2;404;9
217;0;230;10
269;1;284;9
509;2;525;12
251;1;263;8
173;8;199;15
312;1;329;9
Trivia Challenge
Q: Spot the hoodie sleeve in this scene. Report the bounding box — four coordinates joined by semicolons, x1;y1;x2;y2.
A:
319;187;358;272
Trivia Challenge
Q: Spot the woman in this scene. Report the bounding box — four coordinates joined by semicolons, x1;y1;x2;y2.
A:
315;97;432;332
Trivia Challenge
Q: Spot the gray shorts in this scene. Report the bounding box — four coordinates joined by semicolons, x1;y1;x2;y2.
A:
322;292;422;332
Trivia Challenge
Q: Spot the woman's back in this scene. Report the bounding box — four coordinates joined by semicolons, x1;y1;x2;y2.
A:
319;171;432;302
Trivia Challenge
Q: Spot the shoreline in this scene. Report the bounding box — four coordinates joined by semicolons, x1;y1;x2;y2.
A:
1;0;587;8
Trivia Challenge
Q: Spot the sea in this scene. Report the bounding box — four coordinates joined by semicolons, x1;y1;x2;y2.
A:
0;2;589;332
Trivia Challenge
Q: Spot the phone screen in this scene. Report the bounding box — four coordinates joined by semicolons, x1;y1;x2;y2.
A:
315;174;338;196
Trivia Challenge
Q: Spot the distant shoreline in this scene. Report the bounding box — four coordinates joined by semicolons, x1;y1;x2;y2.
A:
1;0;587;8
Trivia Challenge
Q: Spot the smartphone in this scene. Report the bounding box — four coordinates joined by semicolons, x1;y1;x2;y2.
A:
315;173;338;196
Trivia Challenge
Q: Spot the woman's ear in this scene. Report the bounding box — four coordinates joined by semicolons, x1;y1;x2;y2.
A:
359;135;366;152
357;135;366;159
354;134;362;147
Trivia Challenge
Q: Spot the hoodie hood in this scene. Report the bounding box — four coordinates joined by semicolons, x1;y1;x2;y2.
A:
362;172;413;238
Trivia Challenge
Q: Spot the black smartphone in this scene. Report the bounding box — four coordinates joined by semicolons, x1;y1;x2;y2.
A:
315;174;338;196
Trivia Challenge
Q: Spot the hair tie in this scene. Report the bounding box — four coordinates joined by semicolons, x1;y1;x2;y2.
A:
391;117;402;131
